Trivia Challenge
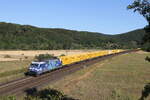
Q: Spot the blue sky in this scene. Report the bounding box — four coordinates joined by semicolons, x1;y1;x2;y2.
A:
0;0;148;34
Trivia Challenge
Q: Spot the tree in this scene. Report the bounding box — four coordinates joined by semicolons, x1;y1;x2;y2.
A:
127;0;150;26
127;0;150;51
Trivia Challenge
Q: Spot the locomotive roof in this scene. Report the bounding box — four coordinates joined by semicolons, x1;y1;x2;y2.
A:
31;61;46;64
32;58;60;64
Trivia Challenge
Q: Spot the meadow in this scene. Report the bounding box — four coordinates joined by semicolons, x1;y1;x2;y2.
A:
48;51;150;100
0;50;150;100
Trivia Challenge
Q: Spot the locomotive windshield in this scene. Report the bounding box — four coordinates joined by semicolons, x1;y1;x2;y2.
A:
30;64;39;68
40;64;45;67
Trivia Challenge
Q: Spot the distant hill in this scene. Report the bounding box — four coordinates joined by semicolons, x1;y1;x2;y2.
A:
0;22;145;50
112;29;145;48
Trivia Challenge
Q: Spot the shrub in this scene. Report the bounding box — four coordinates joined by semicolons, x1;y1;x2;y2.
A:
24;56;28;59
59;54;65;57
139;83;150;100
21;53;24;56
111;89;132;100
4;55;11;58
142;42;150;52
35;54;56;61
145;56;150;62
24;88;77;100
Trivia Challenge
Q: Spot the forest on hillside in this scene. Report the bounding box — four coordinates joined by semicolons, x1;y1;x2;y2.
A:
0;22;145;50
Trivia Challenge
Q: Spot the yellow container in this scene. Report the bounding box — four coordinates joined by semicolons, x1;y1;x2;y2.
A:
58;50;125;65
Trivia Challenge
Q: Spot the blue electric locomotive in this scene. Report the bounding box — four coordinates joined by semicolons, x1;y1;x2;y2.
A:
28;59;62;76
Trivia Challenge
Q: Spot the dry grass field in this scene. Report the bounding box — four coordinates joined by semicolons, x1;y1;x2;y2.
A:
48;51;150;100
0;50;96;61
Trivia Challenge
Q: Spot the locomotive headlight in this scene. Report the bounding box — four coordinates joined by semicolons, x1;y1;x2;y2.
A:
29;67;32;70
36;68;42;71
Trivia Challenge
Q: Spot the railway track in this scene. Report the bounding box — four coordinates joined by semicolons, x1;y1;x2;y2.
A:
0;49;139;96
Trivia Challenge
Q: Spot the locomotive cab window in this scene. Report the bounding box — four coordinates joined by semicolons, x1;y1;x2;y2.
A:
40;64;46;68
30;64;39;68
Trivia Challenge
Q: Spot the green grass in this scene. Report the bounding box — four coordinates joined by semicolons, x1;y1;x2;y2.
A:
0;68;27;78
0;60;31;83
49;51;150;100
0;60;31;73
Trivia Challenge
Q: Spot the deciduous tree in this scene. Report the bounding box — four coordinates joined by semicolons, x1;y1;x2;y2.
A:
127;0;150;26
127;0;150;51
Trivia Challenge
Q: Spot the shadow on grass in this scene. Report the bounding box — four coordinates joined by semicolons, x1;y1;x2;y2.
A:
24;87;78;100
139;83;150;100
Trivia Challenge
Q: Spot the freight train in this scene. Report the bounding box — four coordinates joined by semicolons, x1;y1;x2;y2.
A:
27;49;124;76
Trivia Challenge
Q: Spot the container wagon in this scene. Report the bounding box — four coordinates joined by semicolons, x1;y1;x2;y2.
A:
27;49;124;76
